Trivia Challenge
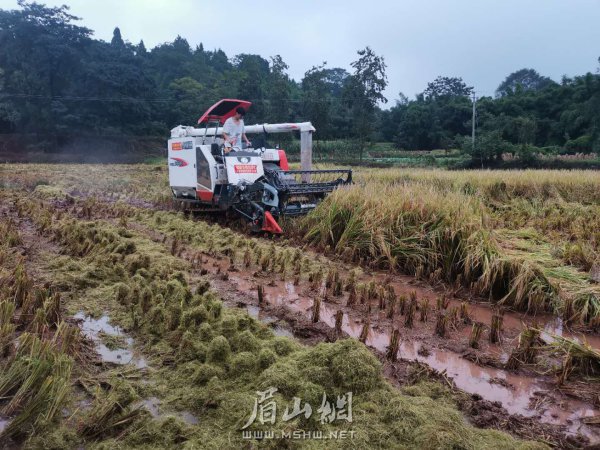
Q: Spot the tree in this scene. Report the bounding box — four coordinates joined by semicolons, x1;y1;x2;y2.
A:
0;1;598;161
234;54;270;122
0;67;21;132
461;130;512;164
423;76;473;99
346;47;388;159
0;1;92;137
168;77;206;126
302;63;331;138
136;40;146;55
266;55;291;123
111;27;124;46
496;68;554;97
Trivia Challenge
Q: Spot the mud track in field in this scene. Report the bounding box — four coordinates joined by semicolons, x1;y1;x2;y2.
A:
51;193;600;447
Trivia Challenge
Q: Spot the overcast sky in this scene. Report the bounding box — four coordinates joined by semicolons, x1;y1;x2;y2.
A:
2;0;599;104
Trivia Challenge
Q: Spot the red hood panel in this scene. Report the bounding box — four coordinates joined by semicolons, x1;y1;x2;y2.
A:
197;99;252;125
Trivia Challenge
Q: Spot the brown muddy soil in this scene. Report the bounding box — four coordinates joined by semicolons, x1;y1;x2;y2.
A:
200;264;589;449
178;245;600;448
13;192;600;448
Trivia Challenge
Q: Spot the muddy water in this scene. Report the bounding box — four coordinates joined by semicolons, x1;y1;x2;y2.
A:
377;273;600;351
0;417;10;434
74;312;147;368
218;267;600;440
133;396;199;425
244;305;294;338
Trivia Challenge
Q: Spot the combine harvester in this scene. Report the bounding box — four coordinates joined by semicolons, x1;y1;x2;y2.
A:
168;99;352;233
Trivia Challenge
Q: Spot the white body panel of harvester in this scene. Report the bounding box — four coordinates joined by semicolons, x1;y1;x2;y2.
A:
167;99;352;233
224;154;265;185
167;138;198;197
168;135;273;201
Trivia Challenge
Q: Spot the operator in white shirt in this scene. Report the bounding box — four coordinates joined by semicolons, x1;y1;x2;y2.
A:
222;107;251;153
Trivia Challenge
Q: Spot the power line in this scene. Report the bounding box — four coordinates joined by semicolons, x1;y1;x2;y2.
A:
0;93;370;104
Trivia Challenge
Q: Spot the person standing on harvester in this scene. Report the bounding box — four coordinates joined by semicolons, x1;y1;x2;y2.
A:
222;107;251;152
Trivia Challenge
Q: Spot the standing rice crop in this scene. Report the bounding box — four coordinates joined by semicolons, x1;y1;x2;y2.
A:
300;178;600;325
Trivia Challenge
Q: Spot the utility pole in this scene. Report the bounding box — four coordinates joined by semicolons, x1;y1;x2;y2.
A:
471;92;476;150
471;92;482;168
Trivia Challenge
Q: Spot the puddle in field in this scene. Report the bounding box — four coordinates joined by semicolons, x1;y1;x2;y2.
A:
244;304;294;337
220;268;600;440
180;410;199;425
134;397;199;425
0;417;11;434
74;312;147;368
137;396;161;417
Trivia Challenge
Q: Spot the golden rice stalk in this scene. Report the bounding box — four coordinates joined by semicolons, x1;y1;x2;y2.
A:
436;295;450;311
460;302;472;324
359;318;370;344
347;286;357;307
326;268;338;289
447;306;460;330
170;237;179;256
469;322;484;349
359;284;368;305
257;285;265;306
310;271;323;291
333;279;343;297
398;295;407;315
435;313;447;338
548;332;600;379
489;312;503;343
378;286;387;310
345;270;357;292
312;296;321;323
387;297;396;319
404;298;416;328
11;260;30;308
1;354;72;439
505;326;541;370
43;291;61;328
387;329;400;362
334;310;344;338
0;300;15;326
78;387;139;438
419;299;430;322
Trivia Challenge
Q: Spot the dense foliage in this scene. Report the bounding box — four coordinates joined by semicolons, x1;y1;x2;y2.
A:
381;69;600;157
0;1;599;159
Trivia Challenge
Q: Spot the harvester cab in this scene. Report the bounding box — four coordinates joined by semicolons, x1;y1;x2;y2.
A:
168;99;352;234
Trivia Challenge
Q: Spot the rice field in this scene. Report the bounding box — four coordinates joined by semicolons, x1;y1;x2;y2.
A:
299;168;600;327
0;163;599;448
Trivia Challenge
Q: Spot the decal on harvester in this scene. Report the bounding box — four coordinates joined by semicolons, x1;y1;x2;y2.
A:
171;141;193;151
169;157;188;167
234;164;257;174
